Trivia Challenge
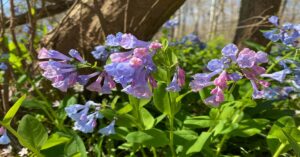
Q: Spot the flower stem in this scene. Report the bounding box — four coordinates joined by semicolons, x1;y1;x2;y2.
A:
273;143;287;157
168;93;176;157
168;115;176;157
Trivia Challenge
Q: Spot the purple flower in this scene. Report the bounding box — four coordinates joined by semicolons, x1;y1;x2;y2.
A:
38;48;71;61
260;69;291;83
268;16;279;26
69;49;85;63
190;71;219;91
106;32;123;46
86;72;115;94
122;69;152;98
39;61;77;92
0;127;10;145
228;72;242;81
163;19;179;29
207;59;224;72
213;71;228;89
166;67;185;92
255;51;268;63
204;87;224;107
0;63;7;70
222;43;238;61
86;75;103;92
99;120;116;135
77;72;100;85
65;101;103;133
237;48;257;68
91;45;109;61
120;33;149;49
263;30;281;42
250;80;265;99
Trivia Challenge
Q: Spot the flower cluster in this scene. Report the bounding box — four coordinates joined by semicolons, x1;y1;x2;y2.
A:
104;33;162;98
65;101;115;135
163;18;179;29
264;16;300;47
0;127;10;145
38;48;115;93
190;44;271;106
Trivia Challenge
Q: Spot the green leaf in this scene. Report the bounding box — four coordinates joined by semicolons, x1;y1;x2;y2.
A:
64;132;87;157
41;133;70;150
174;130;198;145
183;116;212;128
3;95;26;125
140;108;155;129
17;115;48;150
176;91;192;103
111;96;120;110
186;132;212;154
153;82;171;115
230;119;269;137
267;116;299;154
282;130;300;157
117;104;133;115
126;128;169;147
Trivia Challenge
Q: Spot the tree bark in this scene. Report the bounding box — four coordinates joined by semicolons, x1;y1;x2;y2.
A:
42;0;185;59
233;0;281;48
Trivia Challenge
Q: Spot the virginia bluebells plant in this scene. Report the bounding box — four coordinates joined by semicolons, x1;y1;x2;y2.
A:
166;66;185;92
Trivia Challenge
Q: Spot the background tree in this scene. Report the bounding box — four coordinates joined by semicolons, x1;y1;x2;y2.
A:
233;0;282;48
42;0;185;59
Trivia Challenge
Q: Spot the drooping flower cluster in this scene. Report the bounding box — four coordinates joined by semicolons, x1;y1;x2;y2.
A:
65;101;115;135
38;48;115;93
190;44;271;106
264;16;300;47
104;33;162;98
0;127;10;145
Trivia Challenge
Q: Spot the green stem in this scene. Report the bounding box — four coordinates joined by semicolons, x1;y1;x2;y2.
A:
216;135;228;156
0;122;44;157
273;142;287;157
151;147;158;157
168;93;176;157
168;115;176;157
266;51;293;73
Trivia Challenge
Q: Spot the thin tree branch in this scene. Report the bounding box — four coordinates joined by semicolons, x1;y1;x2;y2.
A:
9;0;22;55
4;0;75;28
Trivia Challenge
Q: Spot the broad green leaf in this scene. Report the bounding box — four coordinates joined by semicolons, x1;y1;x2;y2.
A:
183;116;212;128
174;130;198;145
41;133;70;150
267;116;298;154
186;132;212;154
117;104;133;115
65;132;87;157
153;82;171;115
17;115;48;149
282;130;300;157
140;108;155;130
126;128;169;147
3;95;26;125
230;119;269;137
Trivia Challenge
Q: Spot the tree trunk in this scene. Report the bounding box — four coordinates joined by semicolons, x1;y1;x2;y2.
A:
233;0;281;48
42;0;185;59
